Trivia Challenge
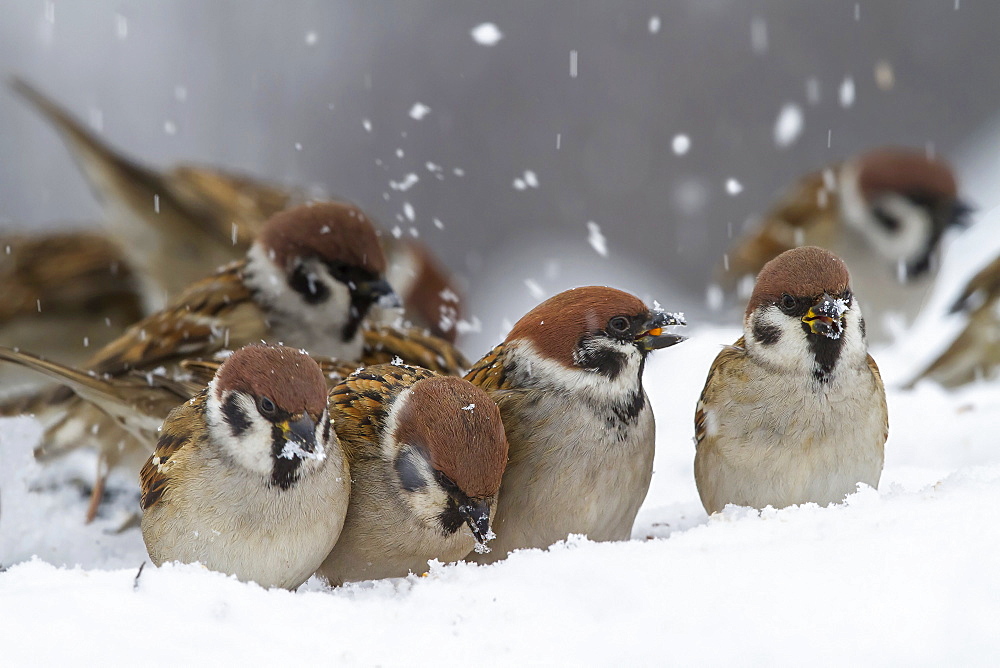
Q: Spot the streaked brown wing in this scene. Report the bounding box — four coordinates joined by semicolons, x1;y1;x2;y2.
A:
139;390;207;510
0;230;142;322
362;325;469;376
866;353;890;443
85;262;264;375
721;169;840;284
328;363;437;462
463;343;508;393
167;165;300;245
694;337;746;448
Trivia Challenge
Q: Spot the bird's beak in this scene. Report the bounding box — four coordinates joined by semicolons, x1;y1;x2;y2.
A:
947;199;975;229
458;499;493;546
637;309;687;351
802;293;847;339
354;278;401;309
279;413;318;455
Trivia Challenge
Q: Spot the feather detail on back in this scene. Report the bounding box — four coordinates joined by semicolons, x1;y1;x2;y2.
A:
462;343;511;393
694;337;747;449
361;325;469;376
139;390;207;510
0;231;142;323
85;261;262;375
328;364;437;463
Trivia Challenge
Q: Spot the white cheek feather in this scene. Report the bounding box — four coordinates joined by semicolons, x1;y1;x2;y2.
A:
840;299;870;364
244;244;360;357
380;390;450;527
206;382;276;477
513;339;645;403
839;162;931;265
746;300;869;379
746;306;816;376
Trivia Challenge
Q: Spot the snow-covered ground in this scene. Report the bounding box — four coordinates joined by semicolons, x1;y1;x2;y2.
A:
5;118;1000;664
2;313;1000;664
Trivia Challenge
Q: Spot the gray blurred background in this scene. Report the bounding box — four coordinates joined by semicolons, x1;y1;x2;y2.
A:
2;1;999;354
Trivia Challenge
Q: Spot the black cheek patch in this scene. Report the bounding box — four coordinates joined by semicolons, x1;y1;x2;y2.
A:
438;498;465;535
221;394;250;437
575;338;627;380
289;264;331;304
859;316;867;340
395;450;428;492
752;321;782;345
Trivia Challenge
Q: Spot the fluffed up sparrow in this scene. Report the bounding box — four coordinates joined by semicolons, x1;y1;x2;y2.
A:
718;147;970;343
139;344;349;590
908;254;1000;388
10;77;464;339
464;286;686;563
695;246;888;514
316;363;507;585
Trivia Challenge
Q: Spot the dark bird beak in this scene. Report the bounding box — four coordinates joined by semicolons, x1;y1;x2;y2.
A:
458;499;493;545
906;199;974;281
802;293;847;339
279;413;318;454
946;199;975;230
354;278;401;309
637;308;687;351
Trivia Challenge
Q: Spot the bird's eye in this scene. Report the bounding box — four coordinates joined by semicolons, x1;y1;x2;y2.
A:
780;294;797;312
258;396;276;415
323;260;350;281
609;316;631;334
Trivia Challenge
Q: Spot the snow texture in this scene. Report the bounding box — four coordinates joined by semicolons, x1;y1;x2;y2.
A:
4;318;1000;664
6;180;1000;662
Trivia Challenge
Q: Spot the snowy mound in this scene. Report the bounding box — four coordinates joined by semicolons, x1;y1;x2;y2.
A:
3;327;1000;664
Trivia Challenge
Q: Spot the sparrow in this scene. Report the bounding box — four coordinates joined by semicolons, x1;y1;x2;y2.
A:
464;286;686;563
139;344;350;590
379;236;464;342
907;254;1000;388
695;246;888;515
11;77;465;340
0;200;394;520
84;200;396;374
0;230;142;386
316;363;507;585
0;315;468;521
10;77;298;309
718;147;970;343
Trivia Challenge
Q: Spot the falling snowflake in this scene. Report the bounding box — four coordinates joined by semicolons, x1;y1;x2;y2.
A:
587;222;608;257
471;23;503;45
774;104;803;148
